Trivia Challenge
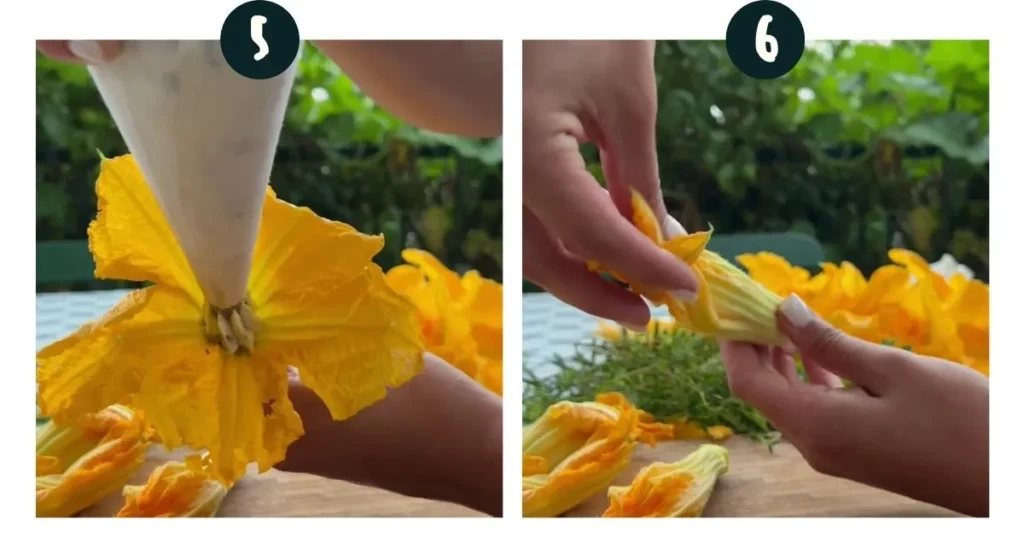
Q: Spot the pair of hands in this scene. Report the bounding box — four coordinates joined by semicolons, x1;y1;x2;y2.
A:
41;39;988;517
522;41;989;516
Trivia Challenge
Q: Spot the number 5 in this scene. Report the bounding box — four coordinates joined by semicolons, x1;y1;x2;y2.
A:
755;15;778;63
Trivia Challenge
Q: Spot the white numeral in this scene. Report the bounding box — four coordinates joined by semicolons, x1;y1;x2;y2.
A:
755;15;778;63
251;15;270;61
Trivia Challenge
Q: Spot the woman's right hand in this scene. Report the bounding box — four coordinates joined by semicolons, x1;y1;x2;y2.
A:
522;40;698;330
719;294;989;516
37;40;122;64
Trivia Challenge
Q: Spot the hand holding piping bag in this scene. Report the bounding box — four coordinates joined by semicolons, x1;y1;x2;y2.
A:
38;39;504;516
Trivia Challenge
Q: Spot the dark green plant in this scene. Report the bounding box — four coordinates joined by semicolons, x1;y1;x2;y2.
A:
564;40;989;290
647;40;988;281
523;327;779;446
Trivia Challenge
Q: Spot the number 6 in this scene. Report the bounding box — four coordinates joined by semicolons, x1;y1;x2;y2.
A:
755;14;778;63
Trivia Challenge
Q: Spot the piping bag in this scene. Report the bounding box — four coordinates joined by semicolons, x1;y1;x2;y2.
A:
87;41;299;338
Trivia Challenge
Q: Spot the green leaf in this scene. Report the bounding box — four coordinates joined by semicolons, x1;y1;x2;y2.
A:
894;112;986;164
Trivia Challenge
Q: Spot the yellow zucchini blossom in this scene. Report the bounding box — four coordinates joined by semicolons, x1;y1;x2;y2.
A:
594;319;677;342
386;249;502;395
36;154;424;485
603;444;729;518
589;191;784;346
118;455;228;517
522;393;673;517
36;408;149;517
738;247;989;376
37;404;137;474
668;419;734;442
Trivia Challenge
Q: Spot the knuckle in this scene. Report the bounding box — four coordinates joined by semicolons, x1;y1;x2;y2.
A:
567;232;615;262
725;373;753;401
806;325;847;356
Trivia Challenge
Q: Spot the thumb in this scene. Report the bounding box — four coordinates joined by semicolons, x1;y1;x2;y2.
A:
776;294;894;394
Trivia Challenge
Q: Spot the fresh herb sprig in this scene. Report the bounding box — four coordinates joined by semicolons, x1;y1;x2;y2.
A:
523;326;779;445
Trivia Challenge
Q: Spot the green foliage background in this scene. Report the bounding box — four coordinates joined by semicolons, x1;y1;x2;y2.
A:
36;43;503;285
592;40;989;281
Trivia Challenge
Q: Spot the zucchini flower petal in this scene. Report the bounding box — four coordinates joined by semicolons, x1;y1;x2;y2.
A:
595;319;677;342
589;191;784;345
36;404;135;475
669;418;734;441
603;444;729;517
523;393;672;465
522;393;673;517
385;249;503;395
36;411;149;517
117;456;228;517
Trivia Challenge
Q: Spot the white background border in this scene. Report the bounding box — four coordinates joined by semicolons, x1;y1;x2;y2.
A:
8;0;1018;531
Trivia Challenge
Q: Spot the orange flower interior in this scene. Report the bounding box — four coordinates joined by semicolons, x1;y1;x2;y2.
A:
118;456;228;517
603;444;729;518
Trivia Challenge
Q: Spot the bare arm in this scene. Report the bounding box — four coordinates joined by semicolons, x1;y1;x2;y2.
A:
277;353;503;517
313;40;502;138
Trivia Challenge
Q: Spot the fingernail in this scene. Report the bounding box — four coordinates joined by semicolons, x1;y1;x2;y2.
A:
68;40;110;64
779;294;813;328
671;288;698;304
622;322;648;332
662;215;687;239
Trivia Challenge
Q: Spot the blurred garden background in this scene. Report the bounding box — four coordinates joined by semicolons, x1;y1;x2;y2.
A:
522;40;990;429
527;39;988;291
36;42;503;292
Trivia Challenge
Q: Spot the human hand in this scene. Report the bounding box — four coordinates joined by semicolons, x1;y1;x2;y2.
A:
37;40;122;64
275;353;503;517
719;294;989;517
522;40;698;329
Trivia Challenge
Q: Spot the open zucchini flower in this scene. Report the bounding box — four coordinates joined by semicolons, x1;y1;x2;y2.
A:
118;455;229;517
522;393;673;517
386;249;503;395
37;154;424;485
37;408;149;517
589;191;784;346
603;444;729;518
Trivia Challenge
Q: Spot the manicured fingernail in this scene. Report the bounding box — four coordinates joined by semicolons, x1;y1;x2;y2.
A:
779;294;813;328
68;40;109;64
662;215;687;239
622;322;648;332
671;288;698;304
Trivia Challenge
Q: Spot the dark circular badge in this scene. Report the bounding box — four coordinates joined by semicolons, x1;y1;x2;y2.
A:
726;0;805;80
220;0;300;80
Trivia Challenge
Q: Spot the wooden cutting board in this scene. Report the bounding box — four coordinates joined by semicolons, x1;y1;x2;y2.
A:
566;438;959;517
79;446;484;517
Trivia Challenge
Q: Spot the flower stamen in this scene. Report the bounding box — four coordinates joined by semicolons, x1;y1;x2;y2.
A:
204;300;257;355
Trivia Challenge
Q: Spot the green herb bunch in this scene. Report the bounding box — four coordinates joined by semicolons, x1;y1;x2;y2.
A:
523;325;780;444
